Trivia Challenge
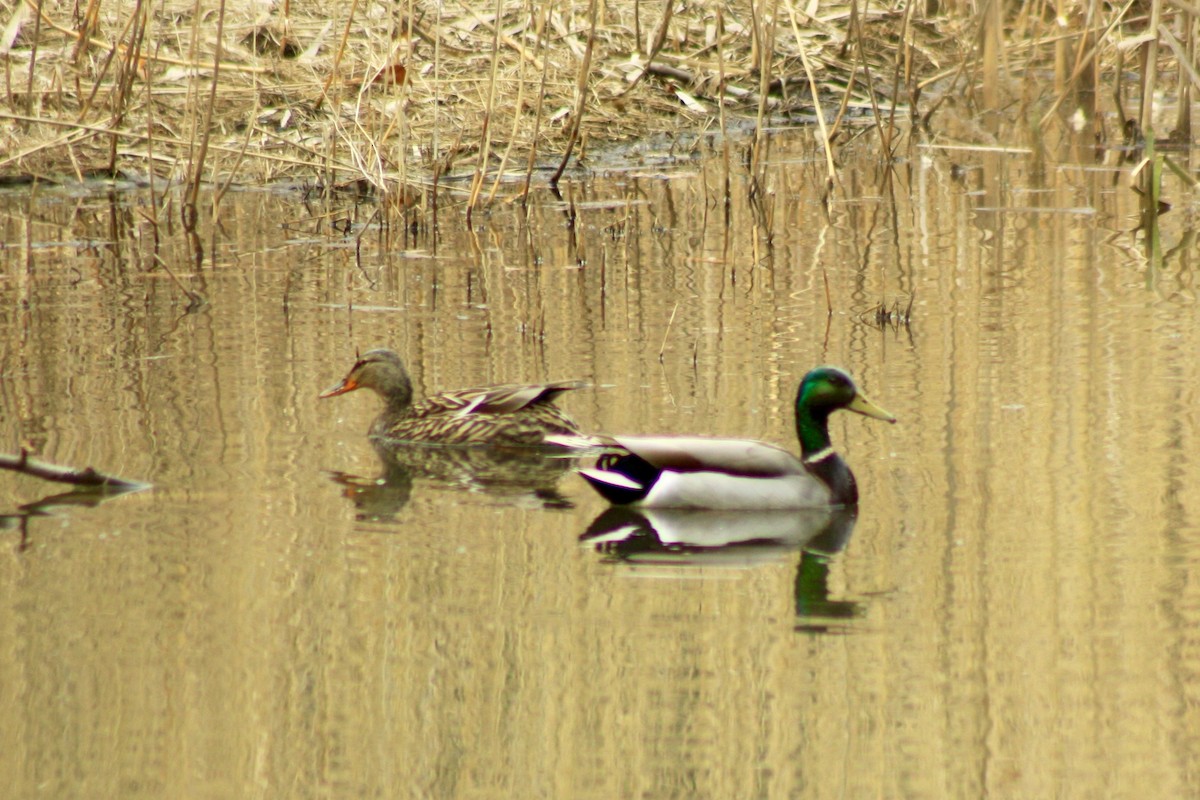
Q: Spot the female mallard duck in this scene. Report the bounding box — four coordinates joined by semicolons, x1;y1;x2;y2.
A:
320;348;586;446
574;366;895;509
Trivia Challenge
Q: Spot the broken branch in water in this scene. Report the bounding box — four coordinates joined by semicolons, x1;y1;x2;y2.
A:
0;450;146;491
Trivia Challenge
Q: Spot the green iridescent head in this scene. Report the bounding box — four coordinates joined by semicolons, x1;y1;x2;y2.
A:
795;367;896;455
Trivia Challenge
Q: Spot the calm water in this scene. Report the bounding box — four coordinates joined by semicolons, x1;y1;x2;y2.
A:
1;136;1198;798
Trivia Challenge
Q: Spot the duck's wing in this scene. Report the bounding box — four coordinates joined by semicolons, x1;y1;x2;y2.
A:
418;380;587;417
612;435;807;478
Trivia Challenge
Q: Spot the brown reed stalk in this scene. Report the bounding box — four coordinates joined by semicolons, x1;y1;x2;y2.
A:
77;4;140;121
3;6;26;107
397;0;416;196
0;124;81;170
716;5;731;214
1162;8;1196;141
1136;136;1163;266
466;0;504;221
784;2;836;192
658;302;679;362
616;0;674;98
855;1;889;156
23;0;41;116
1038;0;1136;130
520;0;552;205
748;0;778;190
550;0;598;186
214;93;260;210
1139;0;1163;139
486;0;537;203
151;252;206;308
72;0;101;65
884;0;914;151
182;0;227;230
980;0;1003;115
314;0;360;113
107;0;148;175
144;95;161;252
428;0;450;245
826;45;858;140
1050;1;1099;131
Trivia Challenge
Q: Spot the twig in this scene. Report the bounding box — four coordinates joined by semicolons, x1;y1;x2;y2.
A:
0;449;146;490
658;302;679;362
150;252;207;308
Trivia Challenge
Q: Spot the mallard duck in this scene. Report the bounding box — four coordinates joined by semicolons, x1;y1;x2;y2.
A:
320;348;586;446
573;366;895;509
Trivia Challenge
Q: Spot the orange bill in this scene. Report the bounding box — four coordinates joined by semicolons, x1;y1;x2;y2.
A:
319;377;359;398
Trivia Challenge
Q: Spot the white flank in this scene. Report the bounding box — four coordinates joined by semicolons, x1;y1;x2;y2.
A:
641;471;831;510
642;509;834;547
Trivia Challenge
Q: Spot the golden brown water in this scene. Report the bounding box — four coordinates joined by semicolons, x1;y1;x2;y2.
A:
1;137;1199;798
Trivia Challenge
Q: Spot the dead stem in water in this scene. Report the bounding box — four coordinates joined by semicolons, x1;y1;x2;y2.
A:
864;293;915;330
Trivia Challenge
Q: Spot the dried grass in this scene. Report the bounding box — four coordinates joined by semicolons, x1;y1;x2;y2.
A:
0;0;1195;203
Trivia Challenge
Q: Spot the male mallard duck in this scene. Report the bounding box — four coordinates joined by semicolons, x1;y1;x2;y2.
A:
573;366;895;509
320;348;586;446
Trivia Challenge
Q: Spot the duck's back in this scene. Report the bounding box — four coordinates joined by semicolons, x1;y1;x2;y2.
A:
373;380;585;446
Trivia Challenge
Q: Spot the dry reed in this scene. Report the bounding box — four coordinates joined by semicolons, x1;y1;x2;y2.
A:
0;0;1194;207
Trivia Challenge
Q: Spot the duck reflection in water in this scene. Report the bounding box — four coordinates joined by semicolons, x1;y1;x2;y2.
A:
327;439;580;521
581;506;866;632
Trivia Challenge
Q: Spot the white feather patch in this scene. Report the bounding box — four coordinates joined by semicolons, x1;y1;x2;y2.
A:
802;446;835;464
579;468;644;491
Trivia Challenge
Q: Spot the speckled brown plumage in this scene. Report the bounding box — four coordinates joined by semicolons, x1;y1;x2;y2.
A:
320;348;586;447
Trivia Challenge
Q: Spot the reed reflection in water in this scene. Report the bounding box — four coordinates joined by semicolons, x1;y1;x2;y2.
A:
0;134;1198;798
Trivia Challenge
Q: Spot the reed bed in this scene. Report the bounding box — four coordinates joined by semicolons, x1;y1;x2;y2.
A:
0;0;1195;203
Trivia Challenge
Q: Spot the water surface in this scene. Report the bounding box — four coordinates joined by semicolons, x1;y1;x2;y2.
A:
1;136;1198;798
